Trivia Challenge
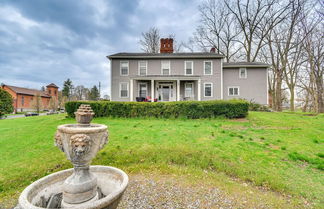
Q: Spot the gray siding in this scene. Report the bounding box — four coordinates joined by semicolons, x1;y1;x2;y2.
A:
110;58;222;101
110;58;268;104
223;68;268;104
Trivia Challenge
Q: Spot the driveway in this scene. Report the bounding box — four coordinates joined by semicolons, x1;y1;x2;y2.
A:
3;113;48;119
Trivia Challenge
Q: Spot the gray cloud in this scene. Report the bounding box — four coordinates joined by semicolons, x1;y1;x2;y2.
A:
0;0;200;96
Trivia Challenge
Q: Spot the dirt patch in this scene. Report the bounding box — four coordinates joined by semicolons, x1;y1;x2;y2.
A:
117;174;299;209
230;118;249;122
303;114;318;116
222;125;247;130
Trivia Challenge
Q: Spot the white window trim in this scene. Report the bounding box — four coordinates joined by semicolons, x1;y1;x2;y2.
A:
138;82;148;97
228;86;240;96
119;82;129;98
239;68;247;79
184;82;194;98
138;61;147;76
184;61;194;75
161;60;171;75
120;61;129;76
204;61;213;75
204;82;213;97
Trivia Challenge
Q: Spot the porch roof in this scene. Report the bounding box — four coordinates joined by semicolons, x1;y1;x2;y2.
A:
131;75;200;80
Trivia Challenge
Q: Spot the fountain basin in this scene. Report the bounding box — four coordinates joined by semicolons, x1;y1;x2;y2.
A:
17;166;128;209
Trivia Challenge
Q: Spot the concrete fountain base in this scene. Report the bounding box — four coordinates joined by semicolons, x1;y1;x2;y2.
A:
17;166;128;209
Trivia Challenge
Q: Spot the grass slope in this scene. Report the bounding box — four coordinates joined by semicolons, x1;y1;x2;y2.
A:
0;112;323;208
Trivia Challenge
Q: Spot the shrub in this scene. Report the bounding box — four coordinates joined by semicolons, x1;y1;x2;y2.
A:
0;88;14;117
65;99;249;119
249;101;271;112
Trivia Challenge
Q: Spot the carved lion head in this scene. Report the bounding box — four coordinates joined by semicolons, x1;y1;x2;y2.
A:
70;134;91;157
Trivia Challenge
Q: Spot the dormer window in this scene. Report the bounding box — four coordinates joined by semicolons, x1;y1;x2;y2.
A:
239;68;247;78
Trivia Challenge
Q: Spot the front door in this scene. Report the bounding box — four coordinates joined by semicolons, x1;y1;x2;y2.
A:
161;86;171;101
157;82;175;101
139;83;147;98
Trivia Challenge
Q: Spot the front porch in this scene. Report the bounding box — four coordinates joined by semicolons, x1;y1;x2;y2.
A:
130;76;201;102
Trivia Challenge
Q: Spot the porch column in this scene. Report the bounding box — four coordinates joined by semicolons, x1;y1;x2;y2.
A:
130;79;133;101
151;79;154;102
177;79;180;101
198;79;201;101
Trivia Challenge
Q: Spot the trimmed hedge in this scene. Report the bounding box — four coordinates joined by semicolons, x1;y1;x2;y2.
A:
65;100;249;119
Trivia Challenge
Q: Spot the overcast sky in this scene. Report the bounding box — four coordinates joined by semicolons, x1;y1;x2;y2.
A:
0;0;201;96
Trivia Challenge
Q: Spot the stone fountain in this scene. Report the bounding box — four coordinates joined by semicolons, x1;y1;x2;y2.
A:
16;104;128;209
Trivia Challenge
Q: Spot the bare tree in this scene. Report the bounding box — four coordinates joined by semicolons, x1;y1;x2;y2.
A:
224;0;290;62
58;91;67;110
301;14;324;113
139;27;160;53
263;0;306;111
31;93;43;113
73;85;89;100
193;0;241;61
49;97;58;111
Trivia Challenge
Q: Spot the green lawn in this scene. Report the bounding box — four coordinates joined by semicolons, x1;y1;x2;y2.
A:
0;112;323;208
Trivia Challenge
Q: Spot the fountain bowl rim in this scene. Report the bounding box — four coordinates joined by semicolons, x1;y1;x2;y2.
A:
57;124;107;134
18;165;128;209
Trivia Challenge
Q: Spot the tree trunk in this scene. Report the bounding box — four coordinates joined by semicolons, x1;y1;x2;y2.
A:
289;87;295;112
316;79;324;113
303;91;309;112
275;78;282;111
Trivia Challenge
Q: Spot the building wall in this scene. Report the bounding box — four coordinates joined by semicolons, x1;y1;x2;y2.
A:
46;86;59;100
110;58;222;101
15;94;50;112
222;68;268;104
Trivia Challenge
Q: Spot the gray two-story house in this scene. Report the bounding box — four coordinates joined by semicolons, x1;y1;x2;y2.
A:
107;38;269;104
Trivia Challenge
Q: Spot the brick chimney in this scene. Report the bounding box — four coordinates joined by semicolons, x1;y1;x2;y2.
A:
210;47;216;53
160;38;173;53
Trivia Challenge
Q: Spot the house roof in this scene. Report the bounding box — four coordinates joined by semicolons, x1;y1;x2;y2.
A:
46;83;59;88
223;62;270;68
107;52;225;59
3;85;51;98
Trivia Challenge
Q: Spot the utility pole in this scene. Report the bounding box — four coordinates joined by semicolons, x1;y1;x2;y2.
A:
98;82;101;99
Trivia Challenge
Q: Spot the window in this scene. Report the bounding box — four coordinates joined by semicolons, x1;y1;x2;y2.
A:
120;61;129;76
49;90;51;94
138;83;147;97
54;90;57;95
185;61;193;75
161;61;170;75
120;82;129;98
21;96;24;105
204;61;212;75
239;68;247;78
185;83;194;98
228;87;239;96
138;61;147;76
204;83;213;97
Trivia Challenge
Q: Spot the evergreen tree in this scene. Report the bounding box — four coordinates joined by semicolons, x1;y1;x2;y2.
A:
0;88;14;116
89;85;100;101
62;79;73;99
